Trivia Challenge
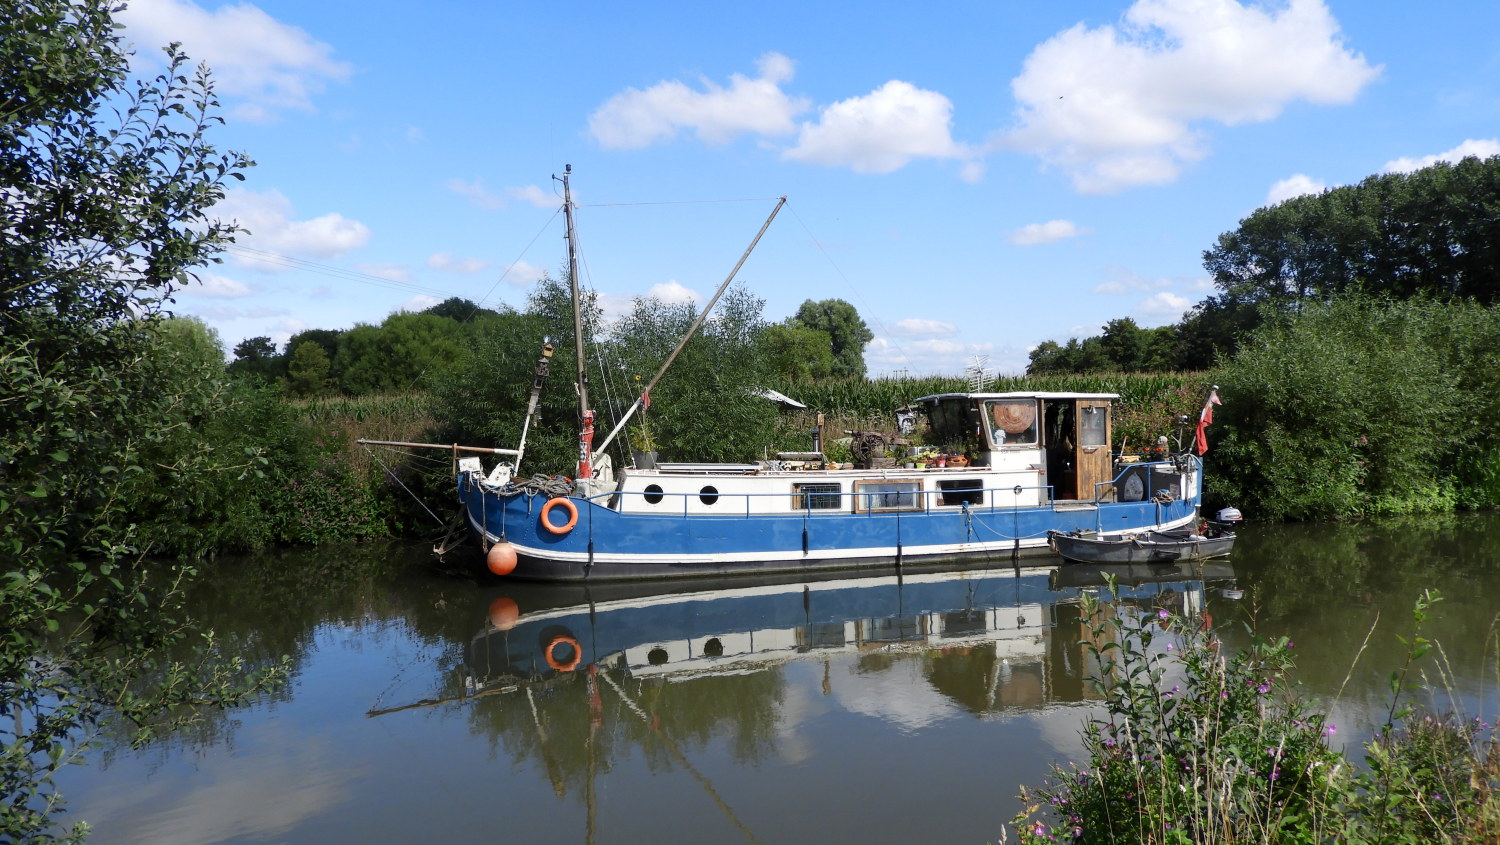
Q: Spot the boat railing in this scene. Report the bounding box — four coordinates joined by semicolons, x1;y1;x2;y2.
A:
1092;453;1202;506
588;481;1063;518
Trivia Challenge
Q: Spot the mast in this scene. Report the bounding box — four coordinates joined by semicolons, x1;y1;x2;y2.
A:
595;195;787;457
559;165;594;481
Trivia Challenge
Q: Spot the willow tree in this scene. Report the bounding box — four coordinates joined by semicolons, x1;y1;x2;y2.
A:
2;2;279;837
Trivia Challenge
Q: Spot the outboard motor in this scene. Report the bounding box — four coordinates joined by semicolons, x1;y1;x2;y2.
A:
1206;506;1243;536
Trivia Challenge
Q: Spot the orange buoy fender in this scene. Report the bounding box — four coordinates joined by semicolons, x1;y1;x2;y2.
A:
487;596;520;630
545;634;582;672
486;541;518;576
540;497;579;535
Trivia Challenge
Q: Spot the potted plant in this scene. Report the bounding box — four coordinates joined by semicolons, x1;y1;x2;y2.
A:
630;417;658;469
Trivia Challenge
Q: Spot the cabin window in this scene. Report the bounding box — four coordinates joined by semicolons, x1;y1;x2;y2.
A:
792;482;842;510
854;479;922;513
699;486;720;506
985;400;1039;447
937;478;985;506
1080;405;1108;447
643;484;664;505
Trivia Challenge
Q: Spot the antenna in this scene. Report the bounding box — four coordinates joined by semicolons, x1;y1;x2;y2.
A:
965;355;992;393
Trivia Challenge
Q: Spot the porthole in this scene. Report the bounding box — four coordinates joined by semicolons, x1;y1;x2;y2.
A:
648;647;669;666
703;637;724;657
643;484;664;505
699;485;720;506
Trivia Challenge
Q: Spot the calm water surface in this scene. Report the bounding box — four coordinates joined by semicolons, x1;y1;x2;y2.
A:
60;514;1500;843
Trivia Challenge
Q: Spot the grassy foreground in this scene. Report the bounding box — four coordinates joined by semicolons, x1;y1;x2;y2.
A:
1008;587;1499;844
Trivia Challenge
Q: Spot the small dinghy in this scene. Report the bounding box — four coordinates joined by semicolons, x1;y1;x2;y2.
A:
1048;524;1236;565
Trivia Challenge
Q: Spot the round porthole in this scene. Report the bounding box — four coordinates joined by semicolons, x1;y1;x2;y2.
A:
643;484;664;504
699;485;719;506
703;637;724;657
647;647;669;666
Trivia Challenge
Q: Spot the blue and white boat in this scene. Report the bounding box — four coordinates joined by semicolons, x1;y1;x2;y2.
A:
456;389;1206;581
398;168;1212;581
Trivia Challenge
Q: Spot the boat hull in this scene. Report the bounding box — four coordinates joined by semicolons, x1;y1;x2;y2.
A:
459;470;1204;581
1047;529;1235;565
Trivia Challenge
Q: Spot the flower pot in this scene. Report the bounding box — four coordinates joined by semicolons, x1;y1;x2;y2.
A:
632;450;658;469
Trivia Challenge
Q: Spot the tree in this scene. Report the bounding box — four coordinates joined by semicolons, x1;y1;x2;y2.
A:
227;335;283;382
792;299;873;379
761;323;835;380
284;340;333;398
334;312;467;395
1;4;279;836
423;296;498;323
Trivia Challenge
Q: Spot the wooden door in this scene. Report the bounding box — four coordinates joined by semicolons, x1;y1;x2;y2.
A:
1075;400;1113;501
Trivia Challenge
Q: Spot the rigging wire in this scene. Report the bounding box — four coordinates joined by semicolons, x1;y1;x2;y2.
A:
783;201;914;375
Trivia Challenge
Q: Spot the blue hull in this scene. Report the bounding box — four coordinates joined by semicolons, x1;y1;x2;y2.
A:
459;472;1202;581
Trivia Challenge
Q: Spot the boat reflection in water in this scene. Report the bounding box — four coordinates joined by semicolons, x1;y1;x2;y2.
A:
464;560;1239;704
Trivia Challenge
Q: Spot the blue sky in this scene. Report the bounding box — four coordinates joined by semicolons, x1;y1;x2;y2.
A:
122;0;1500;376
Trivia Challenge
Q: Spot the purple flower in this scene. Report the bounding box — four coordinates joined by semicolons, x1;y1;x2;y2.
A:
1158;608;1169;620
1257;684;1270;695
1325;724;1337;736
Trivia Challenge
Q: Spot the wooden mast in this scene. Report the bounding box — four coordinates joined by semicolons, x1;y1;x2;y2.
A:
559;165;594;481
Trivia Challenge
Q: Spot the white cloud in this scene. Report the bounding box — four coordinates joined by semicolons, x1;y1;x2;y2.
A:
1008;219;1087;246
427;253;490;275
355;263;410;283
182;273;252;298
647;281;702;305
1091;267;1174;295
590;53;810;149
404;126;424;143
1005;0;1380;194
508;185;556;208
446;178;508;210
213;188;369;268
398;295;442;313
784;80;970;173
1382;138;1500;174
499;259;549;287
1266;173;1325;205
1136;291;1193;321
889;318;958;338
118;0;351;123
865;336;1004;377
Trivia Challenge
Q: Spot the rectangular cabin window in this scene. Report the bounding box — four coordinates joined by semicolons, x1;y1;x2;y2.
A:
854;479;922;513
1080;405;1108;447
792;482;842;511
937;478;985;506
985;399;1039;447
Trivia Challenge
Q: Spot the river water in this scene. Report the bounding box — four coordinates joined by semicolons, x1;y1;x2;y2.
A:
58;513;1500;843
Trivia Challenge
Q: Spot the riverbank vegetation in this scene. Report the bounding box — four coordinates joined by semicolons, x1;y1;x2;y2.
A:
1011;586;1500;844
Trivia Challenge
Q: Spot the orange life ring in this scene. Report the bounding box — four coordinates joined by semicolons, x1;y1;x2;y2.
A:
540;497;579;535
545;634;582;672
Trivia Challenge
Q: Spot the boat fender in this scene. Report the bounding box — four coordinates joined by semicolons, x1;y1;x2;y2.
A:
545;634;582;672
540;497;579;535
486;541;519;576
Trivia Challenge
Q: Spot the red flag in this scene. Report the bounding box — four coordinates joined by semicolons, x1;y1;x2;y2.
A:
1194;388;1222;456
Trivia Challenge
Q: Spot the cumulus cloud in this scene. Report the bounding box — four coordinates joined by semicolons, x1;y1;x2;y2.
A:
889;318;958;338
213;188;369;268
398;294;442;313
1382;138;1500;174
1091;267;1175;295
428;253;490;275
119;0;351;122
355;263;410;283
1266;173;1326;205
498;260;549;287
1136;291;1193;321
865;336;1007;377
508;185;556;208
1005;0;1380;194
182;273;252;298
1008;219;1088;245
784;80;972;173
590;53;810;149
647;281;702;304
446;178;508;210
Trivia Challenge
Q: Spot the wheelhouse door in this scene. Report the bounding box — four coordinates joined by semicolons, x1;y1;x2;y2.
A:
1075;400;1113;502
